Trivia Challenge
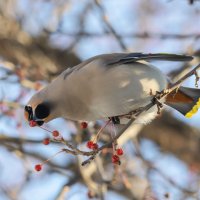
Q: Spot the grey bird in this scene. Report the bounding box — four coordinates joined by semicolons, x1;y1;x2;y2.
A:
24;53;200;126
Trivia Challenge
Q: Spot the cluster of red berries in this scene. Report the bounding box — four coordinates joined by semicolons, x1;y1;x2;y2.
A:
33;119;124;172
87;141;98;150
29;120;60;146
42;130;60;146
28;120;63;172
112;148;124;165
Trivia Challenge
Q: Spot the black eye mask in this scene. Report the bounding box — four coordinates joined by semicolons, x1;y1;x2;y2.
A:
35;102;51;120
25;105;33;121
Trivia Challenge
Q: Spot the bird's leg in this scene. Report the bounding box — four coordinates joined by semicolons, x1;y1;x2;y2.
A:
156;100;163;115
109;121;118;153
110;116;120;124
152;91;163;114
94;119;112;142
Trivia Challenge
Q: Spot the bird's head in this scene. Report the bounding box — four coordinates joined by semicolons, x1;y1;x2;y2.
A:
24;93;55;126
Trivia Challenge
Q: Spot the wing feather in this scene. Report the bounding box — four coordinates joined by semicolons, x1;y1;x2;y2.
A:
106;53;193;65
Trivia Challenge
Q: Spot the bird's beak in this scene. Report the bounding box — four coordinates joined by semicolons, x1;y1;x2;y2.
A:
24;109;29;122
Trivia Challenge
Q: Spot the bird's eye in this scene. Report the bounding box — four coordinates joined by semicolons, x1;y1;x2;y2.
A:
35;102;50;119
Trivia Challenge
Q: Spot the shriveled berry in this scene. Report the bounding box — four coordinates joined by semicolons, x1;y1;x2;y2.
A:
17;123;22;128
87;190;95;199
116;148;123;156
164;193;169;199
34;82;42;90
52;130;59;137
81;122;88;129
43;138;50;145
35;164;42;171
91;143;98;150
87;141;94;149
112;154;120;164
29;120;37;127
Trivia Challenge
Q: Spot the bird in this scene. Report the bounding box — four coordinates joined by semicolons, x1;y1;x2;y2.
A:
24;52;200;126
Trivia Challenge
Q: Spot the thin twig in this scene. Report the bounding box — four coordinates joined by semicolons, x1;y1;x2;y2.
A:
94;0;127;51
56;31;200;40
133;140;196;196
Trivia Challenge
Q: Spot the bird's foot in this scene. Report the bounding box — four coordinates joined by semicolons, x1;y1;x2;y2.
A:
195;70;199;88
152;96;163;115
109;116;120;124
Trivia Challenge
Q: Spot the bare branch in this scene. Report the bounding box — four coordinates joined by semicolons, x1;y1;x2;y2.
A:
56;31;200;40
94;0;127;51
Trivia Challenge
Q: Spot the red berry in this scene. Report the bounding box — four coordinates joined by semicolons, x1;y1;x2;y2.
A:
35;164;42;171
87;141;94;149
112;155;120;164
116;148;123;156
91;143;98;150
29;120;37;127
52;130;59;137
81;122;88;129
43;138;50;145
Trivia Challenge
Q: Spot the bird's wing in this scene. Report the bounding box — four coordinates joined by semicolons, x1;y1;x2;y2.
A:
105;53;193;66
62;53;193;79
62;53;125;79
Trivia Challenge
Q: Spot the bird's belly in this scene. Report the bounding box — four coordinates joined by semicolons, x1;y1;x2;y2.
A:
63;62;167;121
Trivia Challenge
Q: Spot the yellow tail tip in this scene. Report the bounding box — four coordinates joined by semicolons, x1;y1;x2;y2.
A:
185;113;193;118
185;98;200;118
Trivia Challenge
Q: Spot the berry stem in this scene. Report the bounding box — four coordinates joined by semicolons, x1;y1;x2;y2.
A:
111;122;117;137
110;122;118;152
42;149;64;164
39;126;53;134
93;119;111;142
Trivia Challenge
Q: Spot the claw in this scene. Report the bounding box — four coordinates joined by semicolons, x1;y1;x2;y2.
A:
195;71;199;88
152;95;163;115
111;116;120;124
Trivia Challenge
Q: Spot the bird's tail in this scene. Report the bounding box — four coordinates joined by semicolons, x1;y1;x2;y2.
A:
165;86;200;118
